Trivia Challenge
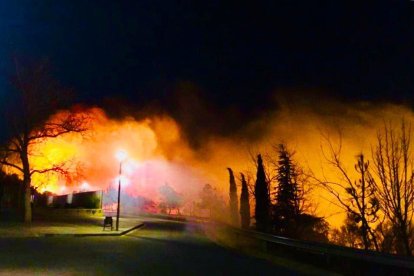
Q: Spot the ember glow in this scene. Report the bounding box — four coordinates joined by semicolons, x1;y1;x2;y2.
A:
28;108;209;206
17;102;414;227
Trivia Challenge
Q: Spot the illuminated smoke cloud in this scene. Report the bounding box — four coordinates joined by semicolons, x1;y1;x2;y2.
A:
26;101;414;226
29;108;212;211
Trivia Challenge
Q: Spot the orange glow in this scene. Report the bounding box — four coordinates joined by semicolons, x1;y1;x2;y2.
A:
12;102;414;227
26;108;207;207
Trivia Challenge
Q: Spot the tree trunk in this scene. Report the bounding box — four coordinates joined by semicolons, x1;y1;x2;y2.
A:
400;225;412;256
367;227;380;251
23;178;32;223
361;225;369;250
22;144;32;223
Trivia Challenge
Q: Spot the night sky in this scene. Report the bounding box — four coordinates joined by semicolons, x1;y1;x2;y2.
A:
1;1;414;143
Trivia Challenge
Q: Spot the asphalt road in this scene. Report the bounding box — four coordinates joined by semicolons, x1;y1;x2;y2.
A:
0;218;299;275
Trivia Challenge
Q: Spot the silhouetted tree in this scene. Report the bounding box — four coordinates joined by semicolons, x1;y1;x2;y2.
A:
373;221;414;254
317;141;380;250
371;121;414;255
331;217;363;248
240;173;250;229
198;184;216;214
269;144;328;241
0;60;88;222
273;144;298;236
248;149;274;198
295;213;329;242
198;183;227;221
159;183;183;215
255;154;270;232
227;168;238;225
103;186;156;214
350;154;380;250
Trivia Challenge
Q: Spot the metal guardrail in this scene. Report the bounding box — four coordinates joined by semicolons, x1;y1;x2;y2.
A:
211;222;414;274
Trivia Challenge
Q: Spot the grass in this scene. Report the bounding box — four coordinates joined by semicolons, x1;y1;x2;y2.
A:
0;207;140;237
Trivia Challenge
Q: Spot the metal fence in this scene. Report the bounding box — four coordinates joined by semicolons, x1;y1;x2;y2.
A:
214;222;414;275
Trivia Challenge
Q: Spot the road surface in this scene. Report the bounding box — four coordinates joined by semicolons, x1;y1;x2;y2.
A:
0;217;299;275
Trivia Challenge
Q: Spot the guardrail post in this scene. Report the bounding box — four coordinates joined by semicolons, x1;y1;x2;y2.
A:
325;253;330;266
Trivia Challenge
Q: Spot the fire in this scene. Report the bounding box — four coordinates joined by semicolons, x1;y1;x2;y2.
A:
19;102;414;227
30;135;79;193
28;108;209;204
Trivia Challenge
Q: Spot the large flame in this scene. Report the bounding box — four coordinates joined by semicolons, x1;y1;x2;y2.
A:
23;102;414;227
29;108;207;204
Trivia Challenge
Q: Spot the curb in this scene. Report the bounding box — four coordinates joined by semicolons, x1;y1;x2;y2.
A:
44;223;145;237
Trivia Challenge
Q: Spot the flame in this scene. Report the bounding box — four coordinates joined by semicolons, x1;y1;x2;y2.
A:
19;102;414;228
28;108;207;202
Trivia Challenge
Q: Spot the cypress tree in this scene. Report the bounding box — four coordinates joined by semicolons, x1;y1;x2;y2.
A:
273;144;298;236
240;173;250;229
227;168;238;225
255;154;270;232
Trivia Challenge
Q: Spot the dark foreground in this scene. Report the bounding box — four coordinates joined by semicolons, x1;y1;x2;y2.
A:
0;218;298;275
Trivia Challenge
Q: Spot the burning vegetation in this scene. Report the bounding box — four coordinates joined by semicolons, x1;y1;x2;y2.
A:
1;64;414;256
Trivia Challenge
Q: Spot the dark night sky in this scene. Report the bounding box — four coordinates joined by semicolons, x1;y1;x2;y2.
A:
1;1;414;142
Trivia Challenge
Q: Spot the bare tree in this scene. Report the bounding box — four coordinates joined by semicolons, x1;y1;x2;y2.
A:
371;121;414;256
0;60;88;222
158;183;183;215
316;135;380;251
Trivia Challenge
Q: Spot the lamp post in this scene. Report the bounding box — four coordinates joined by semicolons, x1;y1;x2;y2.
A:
115;150;127;231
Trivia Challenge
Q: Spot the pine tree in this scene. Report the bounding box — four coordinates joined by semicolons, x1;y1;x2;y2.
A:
240;173;250;229
227;168;238;225
273;144;299;236
255;154;270;232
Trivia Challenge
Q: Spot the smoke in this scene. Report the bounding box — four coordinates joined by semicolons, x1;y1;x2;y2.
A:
200;97;414;227
27;96;414;227
31;108;206;196
172;94;414;227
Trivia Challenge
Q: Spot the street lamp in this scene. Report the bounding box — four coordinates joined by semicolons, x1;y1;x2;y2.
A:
115;150;127;231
